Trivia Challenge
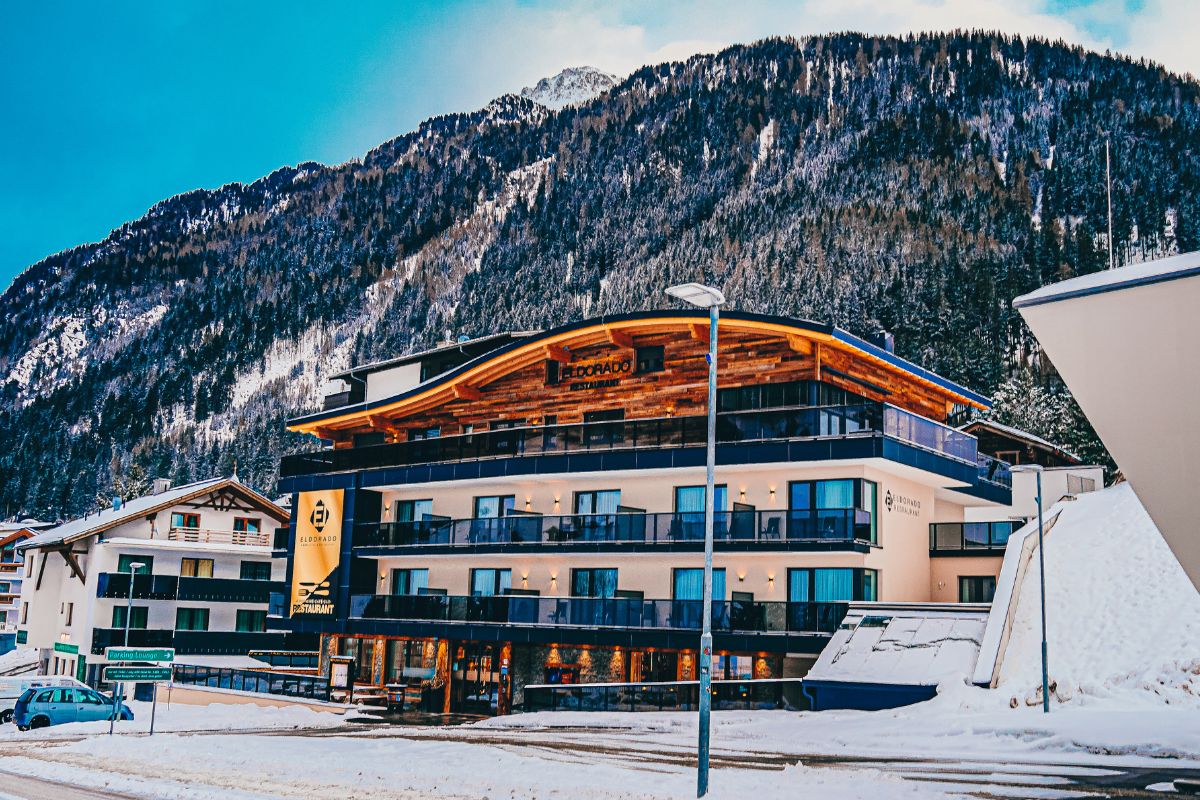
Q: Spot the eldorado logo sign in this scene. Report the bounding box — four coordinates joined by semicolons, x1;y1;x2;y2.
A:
290;489;344;616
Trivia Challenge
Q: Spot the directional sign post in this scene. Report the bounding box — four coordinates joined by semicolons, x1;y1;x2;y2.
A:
103;647;175;735
103;666;173;682
104;647;175;663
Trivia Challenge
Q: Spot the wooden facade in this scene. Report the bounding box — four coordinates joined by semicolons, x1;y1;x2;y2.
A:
291;317;985;446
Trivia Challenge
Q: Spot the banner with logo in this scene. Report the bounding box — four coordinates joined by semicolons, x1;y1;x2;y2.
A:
289;489;344;616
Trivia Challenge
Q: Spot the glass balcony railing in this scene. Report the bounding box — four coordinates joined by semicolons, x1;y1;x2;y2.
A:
523;678;804;713
281;402;985;477
354;509;875;550
349;594;848;635
929;521;1019;553
976;453;1013;488
89;628;307;656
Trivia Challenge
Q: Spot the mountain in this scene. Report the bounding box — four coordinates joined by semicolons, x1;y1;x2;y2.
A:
520;66;619;109
4;31;1199;518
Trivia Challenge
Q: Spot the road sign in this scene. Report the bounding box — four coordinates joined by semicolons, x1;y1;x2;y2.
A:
53;641;79;655
104;647;175;663
103;666;172;682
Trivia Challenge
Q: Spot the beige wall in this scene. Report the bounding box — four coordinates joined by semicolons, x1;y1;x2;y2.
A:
929;555;1003;602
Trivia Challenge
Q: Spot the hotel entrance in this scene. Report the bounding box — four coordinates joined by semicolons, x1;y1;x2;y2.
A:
450;642;511;714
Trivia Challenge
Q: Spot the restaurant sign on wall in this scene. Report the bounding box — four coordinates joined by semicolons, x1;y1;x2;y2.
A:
553;355;633;391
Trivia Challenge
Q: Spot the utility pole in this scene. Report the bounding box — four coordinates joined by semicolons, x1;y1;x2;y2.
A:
1106;138;1115;270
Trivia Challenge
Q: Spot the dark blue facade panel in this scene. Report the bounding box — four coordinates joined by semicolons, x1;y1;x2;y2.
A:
802;679;938;711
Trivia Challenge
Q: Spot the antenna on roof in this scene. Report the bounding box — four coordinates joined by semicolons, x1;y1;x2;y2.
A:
1106;137;1115;270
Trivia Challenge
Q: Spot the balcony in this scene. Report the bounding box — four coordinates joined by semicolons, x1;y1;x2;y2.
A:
350;594;848;636
929;521;1019;555
280;403;985;481
354;509;875;554
165;527;272;548
96;573;283;603
90;628;315;656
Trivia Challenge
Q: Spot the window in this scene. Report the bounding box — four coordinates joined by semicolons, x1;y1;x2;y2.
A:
571;568;618;598
20;603;28;624
787;568;878;602
674;485;728;539
64;602;73;626
233;518;261;533
392;499;433;522
112;606;148;629
959;576;997;603
117;554;153;574
788;479;878;543
545;360;561;385
408;426;440;441
175;607;210;631
635;345;664;374
391;568;430;595
180;558;214;578
240;561;272;581
470;568;511;596
236;610;268;632
583;409;624;423
473;496;515;518
25;553;34;578
673;568;726;601
583;409;624;447
170;512;200;530
574;490;621;515
353;431;387;448
78;689;104;705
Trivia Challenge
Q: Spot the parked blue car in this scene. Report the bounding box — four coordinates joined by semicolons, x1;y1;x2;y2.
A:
12;686;133;730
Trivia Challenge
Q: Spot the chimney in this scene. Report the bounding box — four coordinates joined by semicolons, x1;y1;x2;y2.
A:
869;330;895;353
151;478;172;495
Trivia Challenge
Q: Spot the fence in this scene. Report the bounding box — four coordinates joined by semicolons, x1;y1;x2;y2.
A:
522;678;805;713
171;664;331;702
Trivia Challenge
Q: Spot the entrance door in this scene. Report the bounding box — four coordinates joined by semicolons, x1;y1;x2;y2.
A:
731;501;756;540
451;643;506;715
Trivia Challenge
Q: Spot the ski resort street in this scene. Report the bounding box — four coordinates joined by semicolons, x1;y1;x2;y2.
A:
0;695;1197;800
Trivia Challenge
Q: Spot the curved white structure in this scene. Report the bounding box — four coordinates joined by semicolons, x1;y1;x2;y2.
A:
1015;251;1200;589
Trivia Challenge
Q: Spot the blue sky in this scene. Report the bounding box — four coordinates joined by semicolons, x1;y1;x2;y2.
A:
0;0;1185;289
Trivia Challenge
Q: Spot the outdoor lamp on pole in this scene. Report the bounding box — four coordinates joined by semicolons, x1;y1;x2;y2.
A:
1010;464;1050;713
110;560;145;736
665;282;726;798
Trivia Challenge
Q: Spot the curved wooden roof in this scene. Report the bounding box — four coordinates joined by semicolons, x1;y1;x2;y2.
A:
289;311;990;436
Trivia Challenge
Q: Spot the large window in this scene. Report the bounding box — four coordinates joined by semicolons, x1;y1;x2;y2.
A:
717;379;866;413
391;568;430;595
233;518;261;533
574;490;621;515
470;568;512;596
673;484;729;539
170;512;200;530
175;608;210;631
635;345;664;374
959;576;997;603
392;499;434;522
788;479;877;543
240;561;272;581
473;496;515;518
180;558;214;578
673;568;726;601
408;427;441;441
571;568;618;598
235;610;267;632
117;554;153;574
788;568;878;602
111;606;148;633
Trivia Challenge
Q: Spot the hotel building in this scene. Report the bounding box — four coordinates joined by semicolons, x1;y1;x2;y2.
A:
17;477;306;683
276;311;1018;714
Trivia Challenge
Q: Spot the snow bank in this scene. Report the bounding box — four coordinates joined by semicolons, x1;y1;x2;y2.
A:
0;646;38;675
999;483;1200;707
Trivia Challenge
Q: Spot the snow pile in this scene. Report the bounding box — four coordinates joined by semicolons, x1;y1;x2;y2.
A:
520;66;618;110
999;483;1200;707
0;647;38;675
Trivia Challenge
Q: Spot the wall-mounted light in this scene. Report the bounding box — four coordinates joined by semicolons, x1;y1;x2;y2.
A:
522;574;529;587
737;573;745;583
525;496;532;511
739;487;747;501
550;573;557;586
554;496;561;510
768;486;777;503
767;574;775;588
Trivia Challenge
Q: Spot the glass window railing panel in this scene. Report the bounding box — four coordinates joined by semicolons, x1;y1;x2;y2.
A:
883;405;977;463
963;522;992;548
990;521;1016;548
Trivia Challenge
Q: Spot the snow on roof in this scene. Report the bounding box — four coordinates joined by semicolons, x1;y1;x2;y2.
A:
17;476;284;552
962;418;1081;463
0;519;53;532
1014;249;1200;309
331;331;539;381
806;602;990;687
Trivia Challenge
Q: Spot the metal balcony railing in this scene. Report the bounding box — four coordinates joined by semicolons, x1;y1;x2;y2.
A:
354;509;875;550
350;594;848;635
929;521;1019;553
281;402;985;478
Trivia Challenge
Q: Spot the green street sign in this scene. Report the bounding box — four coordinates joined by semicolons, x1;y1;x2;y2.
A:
104;647;175;663
15;630;27;644
53;641;79;655
103;666;172;682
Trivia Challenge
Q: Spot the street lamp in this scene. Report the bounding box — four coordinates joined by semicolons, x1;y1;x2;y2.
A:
666;282;725;798
110;560;145;735
1010;464;1049;713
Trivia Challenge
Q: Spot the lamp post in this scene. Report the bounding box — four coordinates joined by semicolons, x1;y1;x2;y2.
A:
666;282;726;798
110;560;145;735
1011;464;1049;712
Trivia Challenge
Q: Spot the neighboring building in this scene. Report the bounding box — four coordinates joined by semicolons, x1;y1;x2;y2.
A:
1015;250;1200;590
275;310;1016;715
1;521;50;655
926;418;1106;605
16;477;309;683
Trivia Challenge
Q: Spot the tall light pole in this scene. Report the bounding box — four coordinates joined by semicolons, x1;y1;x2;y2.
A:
666;282;726;798
110;560;145;735
1011;464;1049;712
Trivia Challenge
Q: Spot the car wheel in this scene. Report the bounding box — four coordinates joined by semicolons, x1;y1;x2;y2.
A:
0;710;12;725
29;716;50;730
17;725;29;732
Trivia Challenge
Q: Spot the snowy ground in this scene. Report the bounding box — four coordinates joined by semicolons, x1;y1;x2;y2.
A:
0;686;1197;799
0;648;37;676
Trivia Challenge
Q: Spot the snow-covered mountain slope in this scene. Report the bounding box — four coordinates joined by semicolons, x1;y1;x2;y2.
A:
519;66;618;109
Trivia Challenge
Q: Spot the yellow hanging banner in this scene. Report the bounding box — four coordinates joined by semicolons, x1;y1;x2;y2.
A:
289;489;344;616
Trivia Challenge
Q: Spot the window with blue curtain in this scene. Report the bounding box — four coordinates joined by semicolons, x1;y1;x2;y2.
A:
575;490;621;515
674;485;728;540
391;568;429;595
394;499;433;522
672;568;726;600
813;568;855;601
474;496;515;518
571;568;618;597
470;568;511;596
788;569;810;603
788;568;874;601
